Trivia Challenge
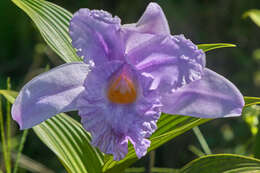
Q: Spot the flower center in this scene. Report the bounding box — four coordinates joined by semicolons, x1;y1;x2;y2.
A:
107;74;137;104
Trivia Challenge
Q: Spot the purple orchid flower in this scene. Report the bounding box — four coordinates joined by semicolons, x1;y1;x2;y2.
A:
12;3;244;160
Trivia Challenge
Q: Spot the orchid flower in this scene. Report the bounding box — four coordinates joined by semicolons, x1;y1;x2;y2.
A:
12;3;244;160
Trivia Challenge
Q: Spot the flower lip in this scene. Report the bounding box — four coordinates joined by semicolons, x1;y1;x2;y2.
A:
107;72;137;104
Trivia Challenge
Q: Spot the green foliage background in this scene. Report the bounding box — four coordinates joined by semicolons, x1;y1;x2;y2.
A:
0;0;260;172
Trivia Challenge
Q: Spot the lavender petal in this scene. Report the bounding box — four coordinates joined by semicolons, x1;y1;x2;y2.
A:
69;9;124;65
161;68;245;118
12;62;89;129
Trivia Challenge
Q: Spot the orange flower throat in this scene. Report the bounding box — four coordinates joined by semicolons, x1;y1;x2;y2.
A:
107;75;137;104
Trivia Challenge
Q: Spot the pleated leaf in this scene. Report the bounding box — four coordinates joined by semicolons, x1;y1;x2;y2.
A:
12;0;81;63
198;43;236;52
2;90;260;172
0;90;18;104
244;96;260;106
102;96;260;173
1;90;260;173
33;113;104;173
0;90;103;173
12;0;237;64
180;154;260;173
243;9;260;27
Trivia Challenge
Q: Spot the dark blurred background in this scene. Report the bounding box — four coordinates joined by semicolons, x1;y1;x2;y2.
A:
1;0;260;172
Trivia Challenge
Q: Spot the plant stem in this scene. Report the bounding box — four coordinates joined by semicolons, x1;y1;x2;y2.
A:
0;96;11;173
6;77;12;172
145;150;155;173
192;126;212;155
13;129;29;173
188;145;205;157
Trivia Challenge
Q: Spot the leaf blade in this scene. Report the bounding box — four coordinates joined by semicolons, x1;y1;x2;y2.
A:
12;0;80;63
180;154;260;173
2;90;259;173
244;96;260;107
198;43;236;52
102;97;260;172
0;90;103;173
33;113;104;173
243;9;260;28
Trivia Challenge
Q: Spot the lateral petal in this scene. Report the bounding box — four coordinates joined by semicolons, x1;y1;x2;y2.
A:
161;68;244;118
12;62;89;129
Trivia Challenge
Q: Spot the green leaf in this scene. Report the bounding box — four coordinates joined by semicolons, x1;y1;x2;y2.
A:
244;96;260;107
243;9;260;28
12;0;81;63
0;90;103;173
180;154;260;173
102;97;260;173
102;114;210;173
33;113;104;173
0;90;18;104
12;0;236;62
2;90;260;173
125;167;178;173
198;43;236;52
